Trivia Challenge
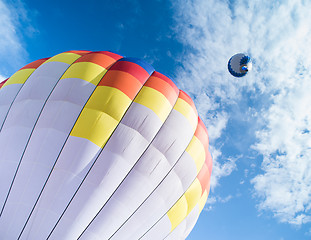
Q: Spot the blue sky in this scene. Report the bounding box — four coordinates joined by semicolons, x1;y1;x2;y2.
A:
1;0;311;239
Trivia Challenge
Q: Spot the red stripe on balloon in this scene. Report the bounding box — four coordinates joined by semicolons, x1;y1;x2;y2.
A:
108;61;150;84
99;66;144;100
0;79;8;89
20;58;50;70
74;52;122;69
194;117;209;152
178;90;197;116
196;164;210;196
66;50;91;55
143;72;179;106
151;72;179;95
205;151;212;177
93;51;123;61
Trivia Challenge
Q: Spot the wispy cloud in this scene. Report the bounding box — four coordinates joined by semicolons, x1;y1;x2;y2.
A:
0;75;6;82
0;0;31;77
204;194;233;211
252;71;311;225
171;0;311;226
209;147;238;189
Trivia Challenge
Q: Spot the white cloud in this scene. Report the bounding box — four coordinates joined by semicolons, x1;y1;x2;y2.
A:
252;76;311;225
0;75;6;82
171;0;311;226
203;194;233;212
0;0;30;77
209;146;238;189
250;1;311;224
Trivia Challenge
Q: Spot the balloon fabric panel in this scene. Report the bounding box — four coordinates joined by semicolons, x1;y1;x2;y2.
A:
0;50;212;240
0;51;121;239
49;71;182;240
23;58;156;239
0;58;48;132
78;90;197;240
17;51;123;238
136;117;211;240
0;52;85;239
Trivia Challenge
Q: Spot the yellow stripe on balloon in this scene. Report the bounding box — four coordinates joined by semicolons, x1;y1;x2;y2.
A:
70;86;132;148
185;136;206;173
86;86;131;122
173;98;197;131
70;110;118;149
184;179;202;215
44;52;81;65
167;179;204;231
2;69;35;87
134;86;172;123
166;195;188;231
60;62;107;86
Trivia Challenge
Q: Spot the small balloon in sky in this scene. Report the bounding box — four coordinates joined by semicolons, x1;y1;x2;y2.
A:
228;53;252;77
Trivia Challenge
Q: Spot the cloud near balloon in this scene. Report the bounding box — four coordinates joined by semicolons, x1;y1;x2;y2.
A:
171;0;311;227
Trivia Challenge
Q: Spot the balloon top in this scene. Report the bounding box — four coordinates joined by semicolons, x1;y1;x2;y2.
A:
228;53;252;77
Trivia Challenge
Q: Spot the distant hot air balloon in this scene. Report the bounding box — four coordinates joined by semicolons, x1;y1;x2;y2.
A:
228;53;252;77
0;50;212;240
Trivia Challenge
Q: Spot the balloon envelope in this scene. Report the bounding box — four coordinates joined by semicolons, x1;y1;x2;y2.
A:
228;53;252;77
0;50;212;240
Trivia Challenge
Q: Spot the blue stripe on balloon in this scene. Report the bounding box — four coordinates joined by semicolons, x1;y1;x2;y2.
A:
118;57;155;75
240;56;250;65
227;61;246;77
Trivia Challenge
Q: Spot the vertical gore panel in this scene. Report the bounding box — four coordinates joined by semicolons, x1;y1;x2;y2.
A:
110;114;209;240
165;154;211;233
0;52;83;239
0;59;48;130
0;50;212;240
70;59;150;148
35;58;153;240
77;89;197;240
17;51;122;240
117;115;210;240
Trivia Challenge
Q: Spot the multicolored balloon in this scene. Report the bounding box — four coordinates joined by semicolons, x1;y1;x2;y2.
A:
0;50;212;239
228;53;252;77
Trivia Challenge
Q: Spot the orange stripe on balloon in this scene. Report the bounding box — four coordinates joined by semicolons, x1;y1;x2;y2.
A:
194;117;209;152
206;151;213;177
151;71;179;95
197;164;210;196
93;51;123;61
179;90;197;115
109;61;150;84
143;72;179;106
74;52;122;69
98;70;143;100
20;58;50;70
66;50;91;55
195;117;212;176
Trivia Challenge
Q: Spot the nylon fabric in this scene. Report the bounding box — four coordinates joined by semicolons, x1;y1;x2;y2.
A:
48;96;170;239
0;59;49;131
43;59;155;240
0;53;83;239
80;92;197;240
118;117;210;239
0;50;212;240
18;52;122;239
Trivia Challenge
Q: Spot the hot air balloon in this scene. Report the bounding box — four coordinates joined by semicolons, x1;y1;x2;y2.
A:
0;50;212;240
228;53;252;77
